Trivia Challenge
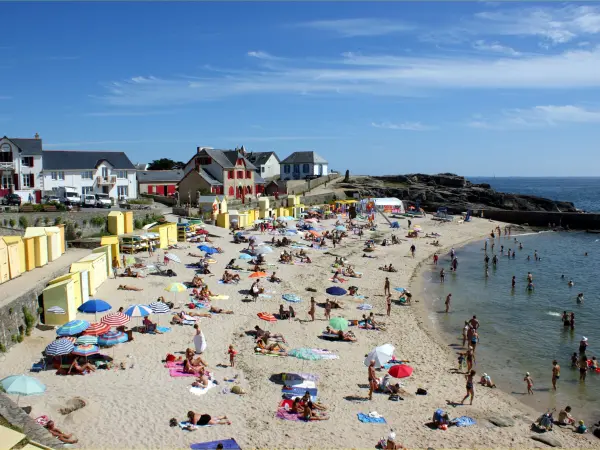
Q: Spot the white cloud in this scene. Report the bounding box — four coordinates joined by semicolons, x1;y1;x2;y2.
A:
472;40;521;56
372;121;434;131
467;105;600;129
95;46;600;107
85;110;178;117
297;18;413;37
247;51;277;60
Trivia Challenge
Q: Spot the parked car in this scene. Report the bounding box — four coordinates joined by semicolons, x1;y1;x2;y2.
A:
82;194;96;208
44;195;61;204
1;193;22;206
95;193;112;208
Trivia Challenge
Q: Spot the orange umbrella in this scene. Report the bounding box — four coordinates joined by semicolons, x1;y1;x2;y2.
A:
249;271;267;278
308;230;322;237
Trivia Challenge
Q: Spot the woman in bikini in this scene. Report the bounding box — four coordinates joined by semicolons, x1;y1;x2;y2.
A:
187;411;230;427
461;369;476;405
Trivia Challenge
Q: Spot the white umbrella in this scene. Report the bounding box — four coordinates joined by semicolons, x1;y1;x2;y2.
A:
364;343;395;369
164;253;181;263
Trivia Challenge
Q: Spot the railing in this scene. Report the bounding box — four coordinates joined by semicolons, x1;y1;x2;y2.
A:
0;161;14;170
96;175;117;185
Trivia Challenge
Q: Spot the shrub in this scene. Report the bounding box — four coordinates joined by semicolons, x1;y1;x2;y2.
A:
82;219;88;227
18;216;28;229
11;335;17;343
54;216;63;225
128;198;152;205
9;218;15;228
43;216;50;225
0;343;6;353
16;334;24;343
34;217;41;226
90;216;105;227
134;219;143;229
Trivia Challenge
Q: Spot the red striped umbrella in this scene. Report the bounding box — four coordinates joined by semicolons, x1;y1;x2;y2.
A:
100;313;130;327
63;336;77;343
82;322;111;336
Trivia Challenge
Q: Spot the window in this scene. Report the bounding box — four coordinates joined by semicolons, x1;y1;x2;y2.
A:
293;164;300;173
117;186;128;198
51;171;58;180
228;170;234;179
58;171;65;180
237;170;243;179
303;164;310;173
101;167;109;178
261;166;265;173
228;186;234;196
82;186;94;194
21;157;34;167
22;174;34;188
284;165;291;174
81;171;93;179
1;174;12;189
198;157;211;165
245;170;251;179
117;170;127;179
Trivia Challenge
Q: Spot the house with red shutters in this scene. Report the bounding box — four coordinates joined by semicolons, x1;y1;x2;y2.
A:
178;146;265;203
137;169;184;196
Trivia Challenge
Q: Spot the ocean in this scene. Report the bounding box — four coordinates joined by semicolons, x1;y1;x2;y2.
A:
420;177;600;423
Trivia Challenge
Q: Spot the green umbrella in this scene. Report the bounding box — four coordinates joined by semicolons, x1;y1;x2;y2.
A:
1;375;46;405
329;317;349;331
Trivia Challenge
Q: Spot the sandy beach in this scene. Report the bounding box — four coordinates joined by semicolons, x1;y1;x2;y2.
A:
2;213;599;449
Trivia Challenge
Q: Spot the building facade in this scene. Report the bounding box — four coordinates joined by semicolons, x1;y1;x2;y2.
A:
0;135;44;202
245;151;280;180
42;151;137;201
137;169;184;196
280;151;328;181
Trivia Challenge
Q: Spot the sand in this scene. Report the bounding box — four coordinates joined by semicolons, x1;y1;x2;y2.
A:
1;213;599;449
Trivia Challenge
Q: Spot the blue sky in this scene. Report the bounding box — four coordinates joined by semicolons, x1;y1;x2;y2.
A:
2;1;600;176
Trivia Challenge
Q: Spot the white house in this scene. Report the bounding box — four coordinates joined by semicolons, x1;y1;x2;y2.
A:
0;134;44;203
280;151;328;181
245;151;280;180
42;150;137;201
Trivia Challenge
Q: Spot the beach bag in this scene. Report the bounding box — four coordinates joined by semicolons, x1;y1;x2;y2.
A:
416;388;428;396
166;354;176;363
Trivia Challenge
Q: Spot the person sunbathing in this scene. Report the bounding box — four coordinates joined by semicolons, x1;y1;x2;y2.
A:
199;286;215;298
336;330;356;341
388;264;398;272
221;271;240;283
192;370;210;388
69;358;96;374
188;252;204;257
345;266;361;278
143;316;162;333
44;421;78;444
121;267;141;278
186;411;230;427
184;354;207;374
255;347;288;356
303;401;329;421
362;314;375;330
269;272;282;283
118;284;143;291
191;275;204;288
301;392;327;411
187;310;212;318
252;264;265;272
479;373;497;388
209;306;233;314
257;337;287;352
279;304;290;320
214;247;224;253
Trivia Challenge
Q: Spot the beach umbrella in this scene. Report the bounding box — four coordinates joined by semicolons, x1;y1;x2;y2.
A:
198;245;212;252
124;304;152;318
249;271;267;278
82;322;111;336
165;282;187;293
365;344;395;369
239;253;253;260
63;336;77;343
72;344;100;357
76;335;98;346
393;287;405;293
46;306;65;315
255;246;273;255
98;330;128;347
78;299;112;321
164;252;181;263
329;317;349;331
282;293;301;303
149;301;170;314
56;320;90;336
257;312;277;322
100;312;130;328
326;286;347;296
125;255;137;266
388;364;413;379
45;338;75;356
0;375;46;405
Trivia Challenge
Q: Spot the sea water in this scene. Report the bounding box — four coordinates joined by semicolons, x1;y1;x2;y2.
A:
421;231;600;422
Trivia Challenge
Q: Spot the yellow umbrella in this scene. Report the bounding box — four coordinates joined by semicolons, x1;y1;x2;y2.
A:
165;282;188;305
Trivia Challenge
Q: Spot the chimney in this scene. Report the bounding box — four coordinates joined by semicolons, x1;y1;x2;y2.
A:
239;145;246;156
197;146;201;153
34;133;40;139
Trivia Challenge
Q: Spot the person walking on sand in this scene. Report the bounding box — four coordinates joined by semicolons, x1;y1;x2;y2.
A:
461;370;476;405
228;345;237;368
445;293;452;313
410;244;416;258
386;294;392;317
433;253;438;265
384;277;390;296
308;297;316;321
368;360;377;400
462;321;470;347
440;268;445;283
552;360;560;391
470;329;479;355
524;372;534;395
324;300;331;321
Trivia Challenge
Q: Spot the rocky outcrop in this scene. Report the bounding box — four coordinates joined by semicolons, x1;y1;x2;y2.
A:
339;174;577;213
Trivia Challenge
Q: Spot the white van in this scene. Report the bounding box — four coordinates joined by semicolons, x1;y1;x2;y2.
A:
95;193;112;208
83;194;96;207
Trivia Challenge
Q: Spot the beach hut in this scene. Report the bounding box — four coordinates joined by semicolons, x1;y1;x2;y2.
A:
101;235;121;268
1;238;22;280
48;272;84;308
78;270;90;303
2;236;26;275
258;197;270;219
92;245;113;278
42;279;77;326
123;211;134;234
70;253;107;296
56;223;66;254
24;228;48;268
44;226;62;262
0;240;9;284
149;223;177;248
22;236;35;271
107;211;125;236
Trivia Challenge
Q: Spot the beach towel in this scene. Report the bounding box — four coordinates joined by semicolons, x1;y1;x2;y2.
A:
178;421;212;431
148;326;171;334
169;368;197;377
285;379;316;389
209;295;230;300
255;350;287;357
328;278;348;283
276;399;303;421
451;416;476;427
288;348;339;360
190;381;216;396
281;372;320;383
357;304;372;310
182;320;197;326
357;413;387;424
191;439;241;450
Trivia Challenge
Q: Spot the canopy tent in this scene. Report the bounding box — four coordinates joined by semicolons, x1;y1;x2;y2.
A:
359;197;405;214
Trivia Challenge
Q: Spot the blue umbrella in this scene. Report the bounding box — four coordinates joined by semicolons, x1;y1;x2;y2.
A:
326;286;347;296
72;344;100;357
57;320;90;336
198;245;211;252
78;299;112;321
0;375;46;405
282;293;301;303
149;301;170;314
239;253;253;260
393;287;405;292
45;338;75;356
124;304;152;318
205;248;218;255
76;335;98;346
98;330;128;347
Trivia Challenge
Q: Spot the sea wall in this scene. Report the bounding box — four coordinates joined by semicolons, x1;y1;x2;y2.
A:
478;209;600;229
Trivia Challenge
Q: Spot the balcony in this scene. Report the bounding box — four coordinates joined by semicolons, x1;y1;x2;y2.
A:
96;175;117;185
0;161;14;170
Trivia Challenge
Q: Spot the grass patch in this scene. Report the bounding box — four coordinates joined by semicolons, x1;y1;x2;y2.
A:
127;198;153;205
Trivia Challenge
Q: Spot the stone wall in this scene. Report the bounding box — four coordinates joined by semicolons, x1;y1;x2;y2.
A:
477;209;600;229
285;174;341;195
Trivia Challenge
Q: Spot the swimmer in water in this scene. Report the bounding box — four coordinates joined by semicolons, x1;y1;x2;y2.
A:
568;280;574;287
527;255;530;261
527;272;533;282
500;245;504;254
492;255;498;266
562;311;569;325
527;281;535;291
577;293;584;303
584;252;588;256
519;243;523;250
485;269;489;278
534;250;538;261
561;274;565;279
511;276;516;288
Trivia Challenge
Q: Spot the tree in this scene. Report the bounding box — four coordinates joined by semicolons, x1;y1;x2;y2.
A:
147;159;185;170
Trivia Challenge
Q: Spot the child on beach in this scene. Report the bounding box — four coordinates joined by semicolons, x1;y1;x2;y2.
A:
228;345;237;367
524;372;534;395
457;353;466;371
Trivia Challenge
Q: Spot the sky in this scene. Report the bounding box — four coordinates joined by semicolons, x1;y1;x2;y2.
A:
2;1;600;176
